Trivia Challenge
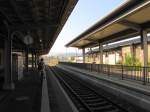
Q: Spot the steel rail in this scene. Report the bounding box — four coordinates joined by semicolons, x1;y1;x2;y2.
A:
51;67;92;112
50;67;129;112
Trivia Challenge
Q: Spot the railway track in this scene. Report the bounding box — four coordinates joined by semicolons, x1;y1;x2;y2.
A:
50;67;129;112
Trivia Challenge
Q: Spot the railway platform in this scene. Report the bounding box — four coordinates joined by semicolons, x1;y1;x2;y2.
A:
0;65;149;112
46;67;79;112
0;70;41;112
57;64;150;112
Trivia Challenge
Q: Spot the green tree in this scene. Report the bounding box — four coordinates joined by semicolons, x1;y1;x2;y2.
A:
124;54;141;66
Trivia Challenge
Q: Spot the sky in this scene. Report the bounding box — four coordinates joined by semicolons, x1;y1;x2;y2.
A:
49;0;127;56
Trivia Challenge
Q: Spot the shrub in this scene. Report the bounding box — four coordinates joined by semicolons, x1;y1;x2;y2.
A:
124;54;141;66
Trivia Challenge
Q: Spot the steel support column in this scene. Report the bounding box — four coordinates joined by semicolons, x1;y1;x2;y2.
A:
25;48;29;71
3;31;15;90
35;53;37;68
141;30;148;66
130;44;135;59
90;48;92;63
82;48;85;63
115;52;117;64
3;39;15;90
130;44;136;66
99;43;103;64
32;52;34;68
33;53;35;68
36;54;40;67
33;53;36;68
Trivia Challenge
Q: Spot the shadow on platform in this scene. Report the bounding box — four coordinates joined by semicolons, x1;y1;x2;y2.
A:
0;70;41;112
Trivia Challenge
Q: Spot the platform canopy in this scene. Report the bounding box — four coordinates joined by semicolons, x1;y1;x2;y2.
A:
0;0;78;54
66;0;150;48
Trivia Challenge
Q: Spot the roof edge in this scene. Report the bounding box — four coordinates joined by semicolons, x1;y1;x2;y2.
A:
65;0;147;48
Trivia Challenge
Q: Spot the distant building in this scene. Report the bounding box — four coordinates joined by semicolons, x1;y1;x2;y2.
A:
85;37;150;66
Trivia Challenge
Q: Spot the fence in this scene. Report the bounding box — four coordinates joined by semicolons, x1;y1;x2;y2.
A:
59;62;150;85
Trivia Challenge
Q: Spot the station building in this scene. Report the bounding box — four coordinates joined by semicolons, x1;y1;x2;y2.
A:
85;36;150;65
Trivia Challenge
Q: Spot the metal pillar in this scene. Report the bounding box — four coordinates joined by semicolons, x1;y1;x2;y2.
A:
33;53;36;68
90;48;92;63
32;52;34;68
130;44;135;58
36;54;40;68
3;20;15;90
33;53;35;68
82;48;85;63
141;30;148;66
35;53;37;68
99;43;103;64
3;35;15;90
3;38;15;90
25;48;29;71
115;52;117;64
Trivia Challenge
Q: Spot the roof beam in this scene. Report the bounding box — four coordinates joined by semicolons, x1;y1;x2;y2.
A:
10;22;58;31
10;0;25;24
84;39;93;42
82;29;138;48
84;39;98;43
118;20;141;32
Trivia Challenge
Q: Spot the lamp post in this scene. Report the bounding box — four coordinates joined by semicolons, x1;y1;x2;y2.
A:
23;33;33;72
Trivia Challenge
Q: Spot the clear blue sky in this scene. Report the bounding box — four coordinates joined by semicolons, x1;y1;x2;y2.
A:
49;0;127;55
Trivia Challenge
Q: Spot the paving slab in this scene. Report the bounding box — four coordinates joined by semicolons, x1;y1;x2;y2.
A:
0;70;42;112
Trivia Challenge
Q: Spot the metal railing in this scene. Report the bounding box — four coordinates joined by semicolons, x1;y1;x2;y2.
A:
59;62;150;85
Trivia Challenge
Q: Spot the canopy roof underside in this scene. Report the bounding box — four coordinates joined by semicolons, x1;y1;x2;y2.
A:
66;0;150;48
0;0;78;54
